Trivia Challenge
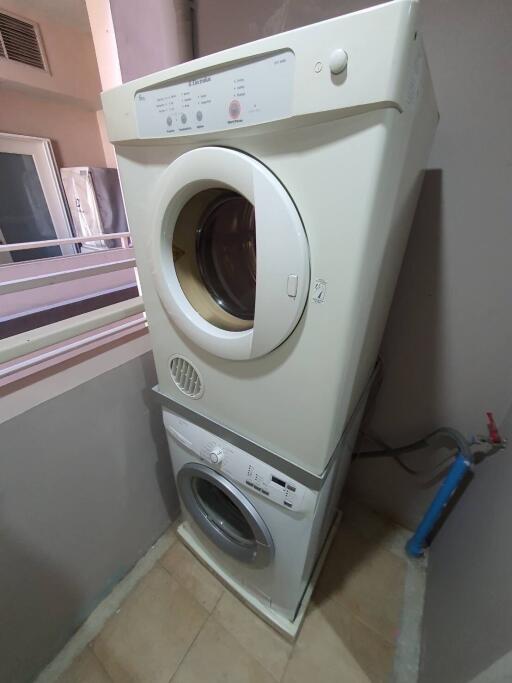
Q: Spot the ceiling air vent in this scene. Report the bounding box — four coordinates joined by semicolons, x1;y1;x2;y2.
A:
170;356;204;399
0;11;47;70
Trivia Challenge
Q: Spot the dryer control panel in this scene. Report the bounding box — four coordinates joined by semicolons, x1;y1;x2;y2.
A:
135;50;294;139
164;410;311;513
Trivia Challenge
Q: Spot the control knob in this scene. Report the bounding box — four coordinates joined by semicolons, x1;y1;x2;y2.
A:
209;447;224;464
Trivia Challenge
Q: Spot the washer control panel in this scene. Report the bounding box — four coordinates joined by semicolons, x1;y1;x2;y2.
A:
164;410;309;513
135;50;294;139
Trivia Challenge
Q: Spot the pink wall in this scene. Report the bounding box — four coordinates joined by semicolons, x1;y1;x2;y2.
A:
1;89;106;168
0;1;101;108
0;2;108;168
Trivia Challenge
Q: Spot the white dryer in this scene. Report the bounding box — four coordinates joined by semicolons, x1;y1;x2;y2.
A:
102;0;438;478
162;398;364;636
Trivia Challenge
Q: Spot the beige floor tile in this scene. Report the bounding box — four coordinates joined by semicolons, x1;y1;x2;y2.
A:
317;524;405;642
341;497;408;557
282;600;370;683
212;591;292;680
92;566;208;683
172;617;276;683
160;541;224;612
347;616;395;683
57;649;111;683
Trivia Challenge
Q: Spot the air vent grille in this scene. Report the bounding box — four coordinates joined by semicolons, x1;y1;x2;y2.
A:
170;356;203;399
0;12;46;70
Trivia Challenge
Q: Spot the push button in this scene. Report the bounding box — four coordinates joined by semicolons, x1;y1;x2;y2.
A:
329;48;348;75
287;274;298;298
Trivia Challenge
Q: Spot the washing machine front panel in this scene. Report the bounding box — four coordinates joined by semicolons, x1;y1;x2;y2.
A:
151;146;310;361
163;407;348;626
178;462;274;566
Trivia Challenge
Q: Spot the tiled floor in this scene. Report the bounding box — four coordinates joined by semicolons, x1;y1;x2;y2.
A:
57;501;409;683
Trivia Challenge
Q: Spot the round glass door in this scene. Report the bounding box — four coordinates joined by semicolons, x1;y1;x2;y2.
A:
151;146;310;360
193;477;255;546
172;189;256;332
178;463;274;566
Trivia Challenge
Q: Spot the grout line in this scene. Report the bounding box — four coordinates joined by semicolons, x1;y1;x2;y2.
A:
210;584;225;613
34;523;179;683
208;602;291;683
168;612;213;683
157;537;226;615
279;638;295;683
90;649;114;682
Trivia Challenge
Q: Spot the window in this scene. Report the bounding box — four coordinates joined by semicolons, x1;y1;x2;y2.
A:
0;133;144;382
0;133;75;261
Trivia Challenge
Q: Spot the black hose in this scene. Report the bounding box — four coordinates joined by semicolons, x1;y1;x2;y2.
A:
355;427;473;462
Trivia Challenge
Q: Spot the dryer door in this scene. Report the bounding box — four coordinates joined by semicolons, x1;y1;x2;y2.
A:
151;147;310;360
178;463;274;566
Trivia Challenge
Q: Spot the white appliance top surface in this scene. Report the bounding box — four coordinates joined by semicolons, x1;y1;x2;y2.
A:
163;409;314;513
102;1;424;144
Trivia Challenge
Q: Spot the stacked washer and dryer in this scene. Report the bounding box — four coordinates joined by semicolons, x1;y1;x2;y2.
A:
102;0;437;637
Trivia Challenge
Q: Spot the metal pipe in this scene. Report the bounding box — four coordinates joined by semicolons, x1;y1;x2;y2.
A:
406;452;472;557
0;258;136;294
0;232;131;253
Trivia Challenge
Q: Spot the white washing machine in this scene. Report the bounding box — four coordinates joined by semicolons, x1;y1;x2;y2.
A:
102;0;437;480
162;379;366;636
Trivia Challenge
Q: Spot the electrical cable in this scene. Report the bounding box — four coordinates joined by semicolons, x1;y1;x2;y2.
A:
355;427;472;461
355;427;472;479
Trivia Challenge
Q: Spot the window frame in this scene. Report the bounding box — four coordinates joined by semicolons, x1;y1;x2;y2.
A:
0;132;76;256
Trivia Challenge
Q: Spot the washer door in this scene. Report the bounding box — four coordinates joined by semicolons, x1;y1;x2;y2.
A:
178;463;274;566
151;147;310;360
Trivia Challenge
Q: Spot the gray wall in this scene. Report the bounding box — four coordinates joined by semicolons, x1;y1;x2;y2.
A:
348;0;512;529
193;0;388;56
0;352;179;683
110;0;192;81
414;9;512;680
420;406;512;683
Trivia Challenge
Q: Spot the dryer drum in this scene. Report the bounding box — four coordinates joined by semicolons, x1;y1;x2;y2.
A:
195;191;256;322
172;188;256;332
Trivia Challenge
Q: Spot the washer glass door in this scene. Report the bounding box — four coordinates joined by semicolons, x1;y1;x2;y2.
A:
151;147;310;360
178;463;274;566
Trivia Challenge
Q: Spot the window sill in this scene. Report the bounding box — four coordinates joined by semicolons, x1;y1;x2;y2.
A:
0;321;150;425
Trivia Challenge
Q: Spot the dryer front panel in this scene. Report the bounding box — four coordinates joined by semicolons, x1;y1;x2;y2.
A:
151;146;310;360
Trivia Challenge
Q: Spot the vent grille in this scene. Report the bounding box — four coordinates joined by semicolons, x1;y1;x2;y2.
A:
170;356;203;399
0;12;46;70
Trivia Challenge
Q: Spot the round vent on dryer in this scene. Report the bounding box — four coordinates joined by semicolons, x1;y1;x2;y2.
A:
169;356;203;399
